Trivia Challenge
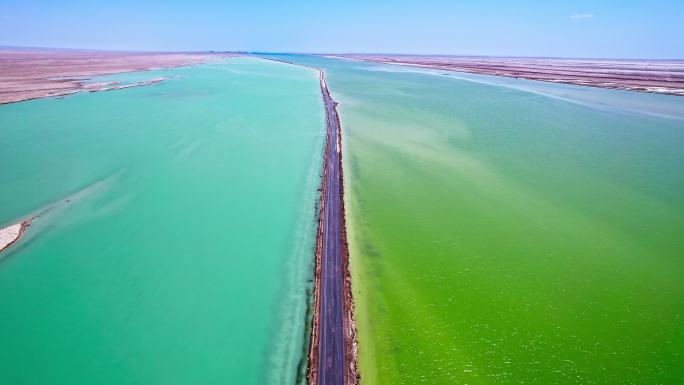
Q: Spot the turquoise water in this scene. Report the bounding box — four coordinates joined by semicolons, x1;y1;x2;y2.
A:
0;58;325;385
3;53;683;384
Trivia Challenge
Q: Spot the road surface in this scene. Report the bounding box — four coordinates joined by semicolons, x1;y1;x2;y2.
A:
316;71;351;385
259;56;357;385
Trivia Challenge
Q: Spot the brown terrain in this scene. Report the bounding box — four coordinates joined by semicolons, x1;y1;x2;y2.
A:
335;54;684;95
0;47;236;104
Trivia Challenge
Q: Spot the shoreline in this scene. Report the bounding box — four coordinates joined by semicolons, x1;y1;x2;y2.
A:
334;54;684;96
0;48;237;104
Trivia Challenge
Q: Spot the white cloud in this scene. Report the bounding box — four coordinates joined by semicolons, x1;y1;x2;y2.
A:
570;13;594;20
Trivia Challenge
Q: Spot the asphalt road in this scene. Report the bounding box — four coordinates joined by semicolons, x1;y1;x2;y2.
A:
317;72;346;385
258;57;350;385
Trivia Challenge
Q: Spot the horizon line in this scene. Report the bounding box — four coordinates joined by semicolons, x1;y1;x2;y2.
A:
2;44;683;62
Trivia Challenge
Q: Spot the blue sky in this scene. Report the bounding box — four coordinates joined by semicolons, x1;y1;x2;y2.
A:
1;0;682;58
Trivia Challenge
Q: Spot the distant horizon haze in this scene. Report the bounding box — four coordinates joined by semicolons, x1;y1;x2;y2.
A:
1;1;682;60
2;45;683;62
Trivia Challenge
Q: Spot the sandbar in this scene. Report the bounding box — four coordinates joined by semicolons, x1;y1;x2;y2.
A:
0;222;29;253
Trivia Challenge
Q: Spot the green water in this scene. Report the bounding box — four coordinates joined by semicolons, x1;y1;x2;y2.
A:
273;55;684;384
0;58;325;385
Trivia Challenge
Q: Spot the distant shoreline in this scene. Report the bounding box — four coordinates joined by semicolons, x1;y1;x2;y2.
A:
0;48;237;104
333;54;684;96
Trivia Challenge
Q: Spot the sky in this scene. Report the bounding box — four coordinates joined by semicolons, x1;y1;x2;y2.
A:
1;0;682;59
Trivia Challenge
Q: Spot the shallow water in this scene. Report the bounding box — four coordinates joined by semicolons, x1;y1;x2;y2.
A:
0;58;324;385
269;54;684;385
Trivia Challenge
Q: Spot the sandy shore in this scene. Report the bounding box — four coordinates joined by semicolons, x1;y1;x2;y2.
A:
0;47;238;104
334;54;684;95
